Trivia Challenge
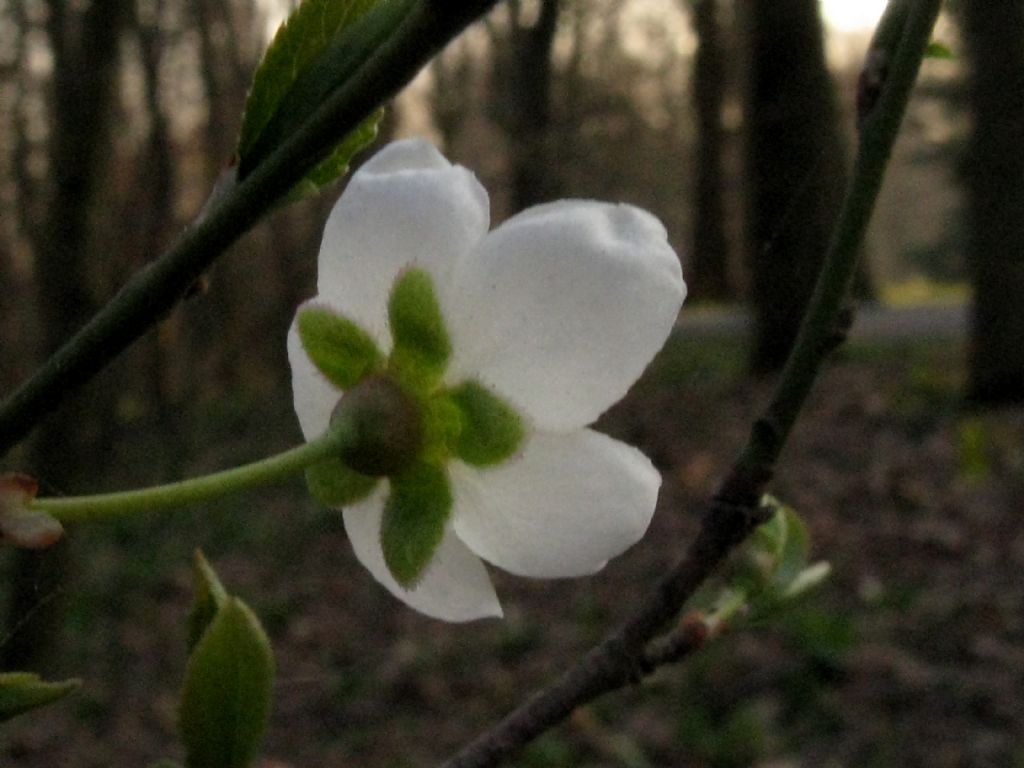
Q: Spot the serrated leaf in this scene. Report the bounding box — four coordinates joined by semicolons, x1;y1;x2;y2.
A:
0;672;80;723
238;0;378;160
305;455;377;507
298;305;383;389
180;598;275;768
387;268;451;391
186;550;229;652
446;381;524;466
237;0;396;196
381;462;451;586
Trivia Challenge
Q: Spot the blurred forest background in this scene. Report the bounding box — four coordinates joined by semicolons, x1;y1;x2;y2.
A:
1;0;1024;765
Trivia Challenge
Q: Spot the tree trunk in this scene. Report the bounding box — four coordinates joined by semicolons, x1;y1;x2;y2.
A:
742;0;851;374
491;0;561;211
688;0;732;303
4;0;128;669
961;0;1024;404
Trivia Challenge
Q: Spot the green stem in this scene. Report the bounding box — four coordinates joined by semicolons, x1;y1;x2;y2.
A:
31;427;351;523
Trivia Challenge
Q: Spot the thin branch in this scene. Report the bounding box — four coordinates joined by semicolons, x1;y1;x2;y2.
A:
441;2;942;765
0;0;500;458
443;489;767;768
638;611;713;674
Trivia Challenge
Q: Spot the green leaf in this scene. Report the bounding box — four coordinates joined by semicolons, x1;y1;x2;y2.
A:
238;0;377;160
746;498;830;616
781;562;832;600
236;0;396;194
0;672;79;723
180;598;275;768
381;462;451;586
186;550;229;652
730;497;800;594
298;306;383;389
387;269;452;391
446;381;525;466
287;110;382;201
305;456;377;507
771;504;810;591
925;40;954;60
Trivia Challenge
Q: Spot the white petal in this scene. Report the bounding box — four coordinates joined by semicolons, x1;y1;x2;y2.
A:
317;138;490;348
447;200;685;432
451;429;661;578
287;308;343;440
343;486;503;622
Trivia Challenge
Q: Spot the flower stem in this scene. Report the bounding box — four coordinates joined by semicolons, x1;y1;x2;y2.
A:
30;425;353;524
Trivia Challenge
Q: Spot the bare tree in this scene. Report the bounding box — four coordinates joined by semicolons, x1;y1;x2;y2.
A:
488;0;561;210
687;0;732;302
742;0;853;373
5;0;130;667
961;0;1024;404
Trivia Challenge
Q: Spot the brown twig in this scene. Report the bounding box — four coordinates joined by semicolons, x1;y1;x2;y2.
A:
443;482;770;768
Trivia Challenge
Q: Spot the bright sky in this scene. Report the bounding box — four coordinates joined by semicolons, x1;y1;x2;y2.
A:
820;0;890;33
261;1;894;39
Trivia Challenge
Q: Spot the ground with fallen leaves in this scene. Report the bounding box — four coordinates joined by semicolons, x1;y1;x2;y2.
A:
3;333;1022;767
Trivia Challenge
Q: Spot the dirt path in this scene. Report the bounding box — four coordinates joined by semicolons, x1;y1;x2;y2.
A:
678;302;968;342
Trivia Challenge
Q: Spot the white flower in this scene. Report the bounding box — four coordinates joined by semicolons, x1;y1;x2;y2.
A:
288;138;686;622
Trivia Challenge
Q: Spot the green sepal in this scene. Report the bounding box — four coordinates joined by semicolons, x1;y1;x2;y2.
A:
445;381;525;466
180;598;275;768
237;0;377;163
186;550;229;652
387;269;451;392
298;305;382;389
0;672;80;723
381;462;452;587
305;456;377;507
420;395;464;464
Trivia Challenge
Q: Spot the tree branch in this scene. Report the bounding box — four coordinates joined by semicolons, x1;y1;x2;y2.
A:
0;0;500;458
441;1;942;765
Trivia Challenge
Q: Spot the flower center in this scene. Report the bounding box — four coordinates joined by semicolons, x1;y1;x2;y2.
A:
298;267;527;477
330;375;423;476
